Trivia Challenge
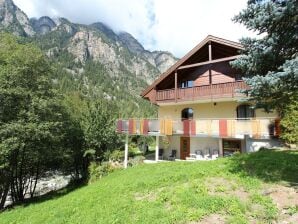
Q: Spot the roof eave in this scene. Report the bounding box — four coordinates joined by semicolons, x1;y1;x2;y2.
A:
141;35;244;97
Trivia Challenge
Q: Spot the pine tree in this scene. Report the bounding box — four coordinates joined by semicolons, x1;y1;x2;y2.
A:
232;0;298;114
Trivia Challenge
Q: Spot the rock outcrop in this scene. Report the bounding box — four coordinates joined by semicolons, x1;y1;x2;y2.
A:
0;0;34;36
0;0;178;85
30;16;56;34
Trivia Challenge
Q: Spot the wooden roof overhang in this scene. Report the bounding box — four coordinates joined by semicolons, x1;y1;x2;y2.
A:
141;35;244;100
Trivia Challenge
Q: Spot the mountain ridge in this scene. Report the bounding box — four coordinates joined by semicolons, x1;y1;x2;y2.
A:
0;0;178;117
0;0;178;76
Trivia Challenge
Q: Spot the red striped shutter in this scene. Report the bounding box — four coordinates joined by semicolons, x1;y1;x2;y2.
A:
219;119;227;137
129;119;134;134
143;119;149;135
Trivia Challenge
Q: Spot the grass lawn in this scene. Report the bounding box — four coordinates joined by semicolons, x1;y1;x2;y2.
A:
1;149;298;224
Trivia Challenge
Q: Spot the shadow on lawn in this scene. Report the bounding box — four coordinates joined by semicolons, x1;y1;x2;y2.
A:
4;181;87;211
229;149;298;185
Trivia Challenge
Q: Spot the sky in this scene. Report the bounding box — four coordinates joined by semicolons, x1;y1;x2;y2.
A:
14;0;255;57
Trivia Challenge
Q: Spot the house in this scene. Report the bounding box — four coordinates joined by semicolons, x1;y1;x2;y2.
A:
116;35;280;167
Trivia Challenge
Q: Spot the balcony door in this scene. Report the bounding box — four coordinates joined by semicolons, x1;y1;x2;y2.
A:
181;108;193;120
180;137;190;160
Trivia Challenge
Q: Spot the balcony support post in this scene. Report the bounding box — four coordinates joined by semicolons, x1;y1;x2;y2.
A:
244;134;249;153
218;138;223;157
208;41;212;61
175;70;178;102
209;42;213;98
124;134;129;168
155;135;159;162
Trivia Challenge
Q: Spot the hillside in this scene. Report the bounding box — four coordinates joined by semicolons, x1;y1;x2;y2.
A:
1;150;297;224
0;0;178;118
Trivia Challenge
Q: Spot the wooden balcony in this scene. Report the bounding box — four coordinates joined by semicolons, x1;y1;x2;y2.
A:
116;118;280;140
156;81;248;103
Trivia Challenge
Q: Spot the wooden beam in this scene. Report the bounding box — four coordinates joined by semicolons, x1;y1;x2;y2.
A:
208;41;212;85
175;70;178;102
178;55;239;70
208;41;212;61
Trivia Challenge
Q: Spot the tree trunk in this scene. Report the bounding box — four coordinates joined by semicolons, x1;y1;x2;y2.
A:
0;182;10;210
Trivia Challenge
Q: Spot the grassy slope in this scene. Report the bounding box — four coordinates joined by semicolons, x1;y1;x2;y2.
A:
1;150;297;224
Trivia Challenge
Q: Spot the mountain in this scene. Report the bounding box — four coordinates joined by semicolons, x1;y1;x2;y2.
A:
0;0;178;117
0;0;34;36
30;16;57;35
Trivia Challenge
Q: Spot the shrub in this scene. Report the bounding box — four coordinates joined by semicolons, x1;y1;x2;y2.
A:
88;161;122;183
128;155;145;167
128;143;142;157
104;149;124;162
280;99;298;144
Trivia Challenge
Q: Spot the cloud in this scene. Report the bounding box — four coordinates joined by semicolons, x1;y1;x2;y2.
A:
14;0;255;57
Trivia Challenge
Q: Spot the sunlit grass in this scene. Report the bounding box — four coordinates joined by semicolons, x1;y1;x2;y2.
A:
1;150;297;224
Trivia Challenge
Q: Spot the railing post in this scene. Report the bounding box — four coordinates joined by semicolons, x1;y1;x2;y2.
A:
192;86;194;101
124;134;129;168
155;135;159;162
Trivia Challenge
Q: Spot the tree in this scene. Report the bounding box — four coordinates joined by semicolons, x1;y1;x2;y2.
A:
232;0;298;114
280;98;298;144
0;33;78;208
81;99;121;162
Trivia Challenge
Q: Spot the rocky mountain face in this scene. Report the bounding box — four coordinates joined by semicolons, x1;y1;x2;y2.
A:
89;22;177;74
0;0;34;36
0;0;177;84
30;16;57;34
0;0;178;116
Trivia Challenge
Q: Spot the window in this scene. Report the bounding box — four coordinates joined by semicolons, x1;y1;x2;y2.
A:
223;140;241;156
181;108;193;120
237;104;255;119
180;80;193;88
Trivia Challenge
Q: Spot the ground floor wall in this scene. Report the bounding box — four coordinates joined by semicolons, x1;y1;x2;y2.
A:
159;135;281;159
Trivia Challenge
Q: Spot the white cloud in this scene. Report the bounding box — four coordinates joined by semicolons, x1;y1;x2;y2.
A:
14;0;255;57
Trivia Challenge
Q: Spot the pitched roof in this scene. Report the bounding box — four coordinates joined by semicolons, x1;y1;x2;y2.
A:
141;35;243;97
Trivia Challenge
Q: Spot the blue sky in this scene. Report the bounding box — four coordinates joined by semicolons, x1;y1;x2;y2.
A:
14;0;256;57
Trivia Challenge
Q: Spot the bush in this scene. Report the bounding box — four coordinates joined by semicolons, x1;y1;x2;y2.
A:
129;143;142;157
128;155;145;167
104;149;124;162
88;161;122;183
281;99;298;144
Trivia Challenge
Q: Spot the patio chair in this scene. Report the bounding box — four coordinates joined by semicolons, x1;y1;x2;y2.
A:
158;148;164;160
203;148;211;160
211;149;219;160
168;150;177;161
194;150;204;160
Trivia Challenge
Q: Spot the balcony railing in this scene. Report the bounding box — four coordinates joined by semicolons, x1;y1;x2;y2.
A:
156;81;248;102
116;118;280;139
